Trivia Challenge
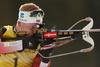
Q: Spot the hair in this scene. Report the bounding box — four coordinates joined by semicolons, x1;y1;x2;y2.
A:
16;3;42;32
19;3;42;11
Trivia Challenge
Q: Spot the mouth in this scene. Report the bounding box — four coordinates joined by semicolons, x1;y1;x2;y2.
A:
16;31;29;36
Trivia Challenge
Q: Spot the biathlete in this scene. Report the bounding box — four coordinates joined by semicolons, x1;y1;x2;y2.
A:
0;3;73;67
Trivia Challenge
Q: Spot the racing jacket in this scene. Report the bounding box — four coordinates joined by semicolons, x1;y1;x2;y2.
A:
0;25;40;67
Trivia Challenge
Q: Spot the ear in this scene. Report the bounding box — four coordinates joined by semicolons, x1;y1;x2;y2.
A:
17;21;21;27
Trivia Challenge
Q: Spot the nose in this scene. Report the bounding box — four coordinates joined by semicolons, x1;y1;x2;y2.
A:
31;27;38;33
36;28;38;31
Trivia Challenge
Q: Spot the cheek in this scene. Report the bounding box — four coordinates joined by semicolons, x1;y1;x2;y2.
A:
21;25;32;32
21;24;38;36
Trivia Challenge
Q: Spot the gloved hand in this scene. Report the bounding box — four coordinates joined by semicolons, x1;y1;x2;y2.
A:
23;33;41;50
40;38;56;47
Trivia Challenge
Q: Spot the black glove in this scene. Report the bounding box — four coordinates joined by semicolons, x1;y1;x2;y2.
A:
23;33;41;50
40;38;56;47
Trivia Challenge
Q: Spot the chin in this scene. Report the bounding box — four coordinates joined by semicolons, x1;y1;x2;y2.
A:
26;34;31;37
28;33;33;37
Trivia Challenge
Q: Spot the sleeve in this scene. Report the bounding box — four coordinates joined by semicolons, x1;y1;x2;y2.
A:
32;38;55;67
32;48;54;67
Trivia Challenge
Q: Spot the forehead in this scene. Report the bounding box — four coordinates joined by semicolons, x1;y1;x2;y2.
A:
23;23;38;26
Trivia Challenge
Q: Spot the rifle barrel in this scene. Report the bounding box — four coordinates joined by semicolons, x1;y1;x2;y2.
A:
84;29;100;32
57;29;100;32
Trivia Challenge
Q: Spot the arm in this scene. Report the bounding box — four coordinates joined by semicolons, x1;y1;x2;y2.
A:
32;38;74;67
32;48;54;67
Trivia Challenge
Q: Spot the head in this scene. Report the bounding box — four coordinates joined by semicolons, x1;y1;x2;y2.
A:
16;3;44;37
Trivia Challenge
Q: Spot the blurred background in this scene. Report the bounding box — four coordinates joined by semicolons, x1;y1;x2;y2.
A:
0;0;100;67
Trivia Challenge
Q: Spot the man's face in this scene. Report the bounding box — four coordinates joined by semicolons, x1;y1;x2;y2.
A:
20;22;38;37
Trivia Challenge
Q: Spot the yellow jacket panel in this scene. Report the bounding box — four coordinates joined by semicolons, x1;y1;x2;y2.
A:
0;25;40;67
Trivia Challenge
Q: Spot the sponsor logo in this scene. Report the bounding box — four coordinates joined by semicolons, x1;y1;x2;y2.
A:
20;13;24;18
29;42;33;46
19;19;27;22
36;20;40;22
4;40;22;47
43;32;57;38
4;43;9;47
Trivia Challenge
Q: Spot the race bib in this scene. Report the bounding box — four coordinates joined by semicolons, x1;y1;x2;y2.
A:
0;40;23;54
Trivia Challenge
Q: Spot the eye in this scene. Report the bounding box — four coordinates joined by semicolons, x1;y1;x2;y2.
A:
31;26;34;29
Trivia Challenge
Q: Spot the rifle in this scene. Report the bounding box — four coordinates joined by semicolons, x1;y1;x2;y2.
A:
34;17;99;58
0;17;100;58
